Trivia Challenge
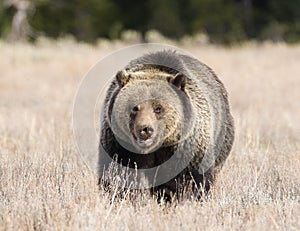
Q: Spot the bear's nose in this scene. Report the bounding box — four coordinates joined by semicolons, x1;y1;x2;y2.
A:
138;126;154;140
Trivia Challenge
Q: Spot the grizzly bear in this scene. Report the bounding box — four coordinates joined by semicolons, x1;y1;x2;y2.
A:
98;50;234;201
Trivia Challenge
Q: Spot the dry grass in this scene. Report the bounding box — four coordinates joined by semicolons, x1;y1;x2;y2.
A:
0;40;299;230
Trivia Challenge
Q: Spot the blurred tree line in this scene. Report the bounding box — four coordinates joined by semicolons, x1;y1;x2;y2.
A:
1;0;300;44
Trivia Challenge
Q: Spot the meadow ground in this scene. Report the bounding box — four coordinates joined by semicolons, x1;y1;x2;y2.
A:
0;40;299;230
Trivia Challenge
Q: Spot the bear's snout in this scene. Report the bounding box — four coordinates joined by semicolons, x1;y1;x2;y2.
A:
137;125;154;140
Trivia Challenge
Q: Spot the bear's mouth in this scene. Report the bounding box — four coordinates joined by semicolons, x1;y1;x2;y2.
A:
136;137;153;145
132;133;155;149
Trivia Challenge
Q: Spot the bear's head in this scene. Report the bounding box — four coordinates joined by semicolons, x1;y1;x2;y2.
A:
108;67;194;154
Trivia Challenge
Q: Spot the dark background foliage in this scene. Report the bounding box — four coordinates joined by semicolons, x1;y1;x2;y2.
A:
1;0;300;44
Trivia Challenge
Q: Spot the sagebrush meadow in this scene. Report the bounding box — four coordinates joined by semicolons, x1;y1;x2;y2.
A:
0;40;299;230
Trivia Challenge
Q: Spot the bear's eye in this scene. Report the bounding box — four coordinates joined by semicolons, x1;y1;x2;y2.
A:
154;105;162;114
132;105;140;112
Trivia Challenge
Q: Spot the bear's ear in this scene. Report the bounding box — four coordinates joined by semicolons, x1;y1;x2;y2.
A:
171;73;186;91
116;70;131;87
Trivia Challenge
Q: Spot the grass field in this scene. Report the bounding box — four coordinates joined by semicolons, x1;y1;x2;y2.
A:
0;40;299;230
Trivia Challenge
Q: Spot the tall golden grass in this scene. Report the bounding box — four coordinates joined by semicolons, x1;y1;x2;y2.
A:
0;40;299;230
